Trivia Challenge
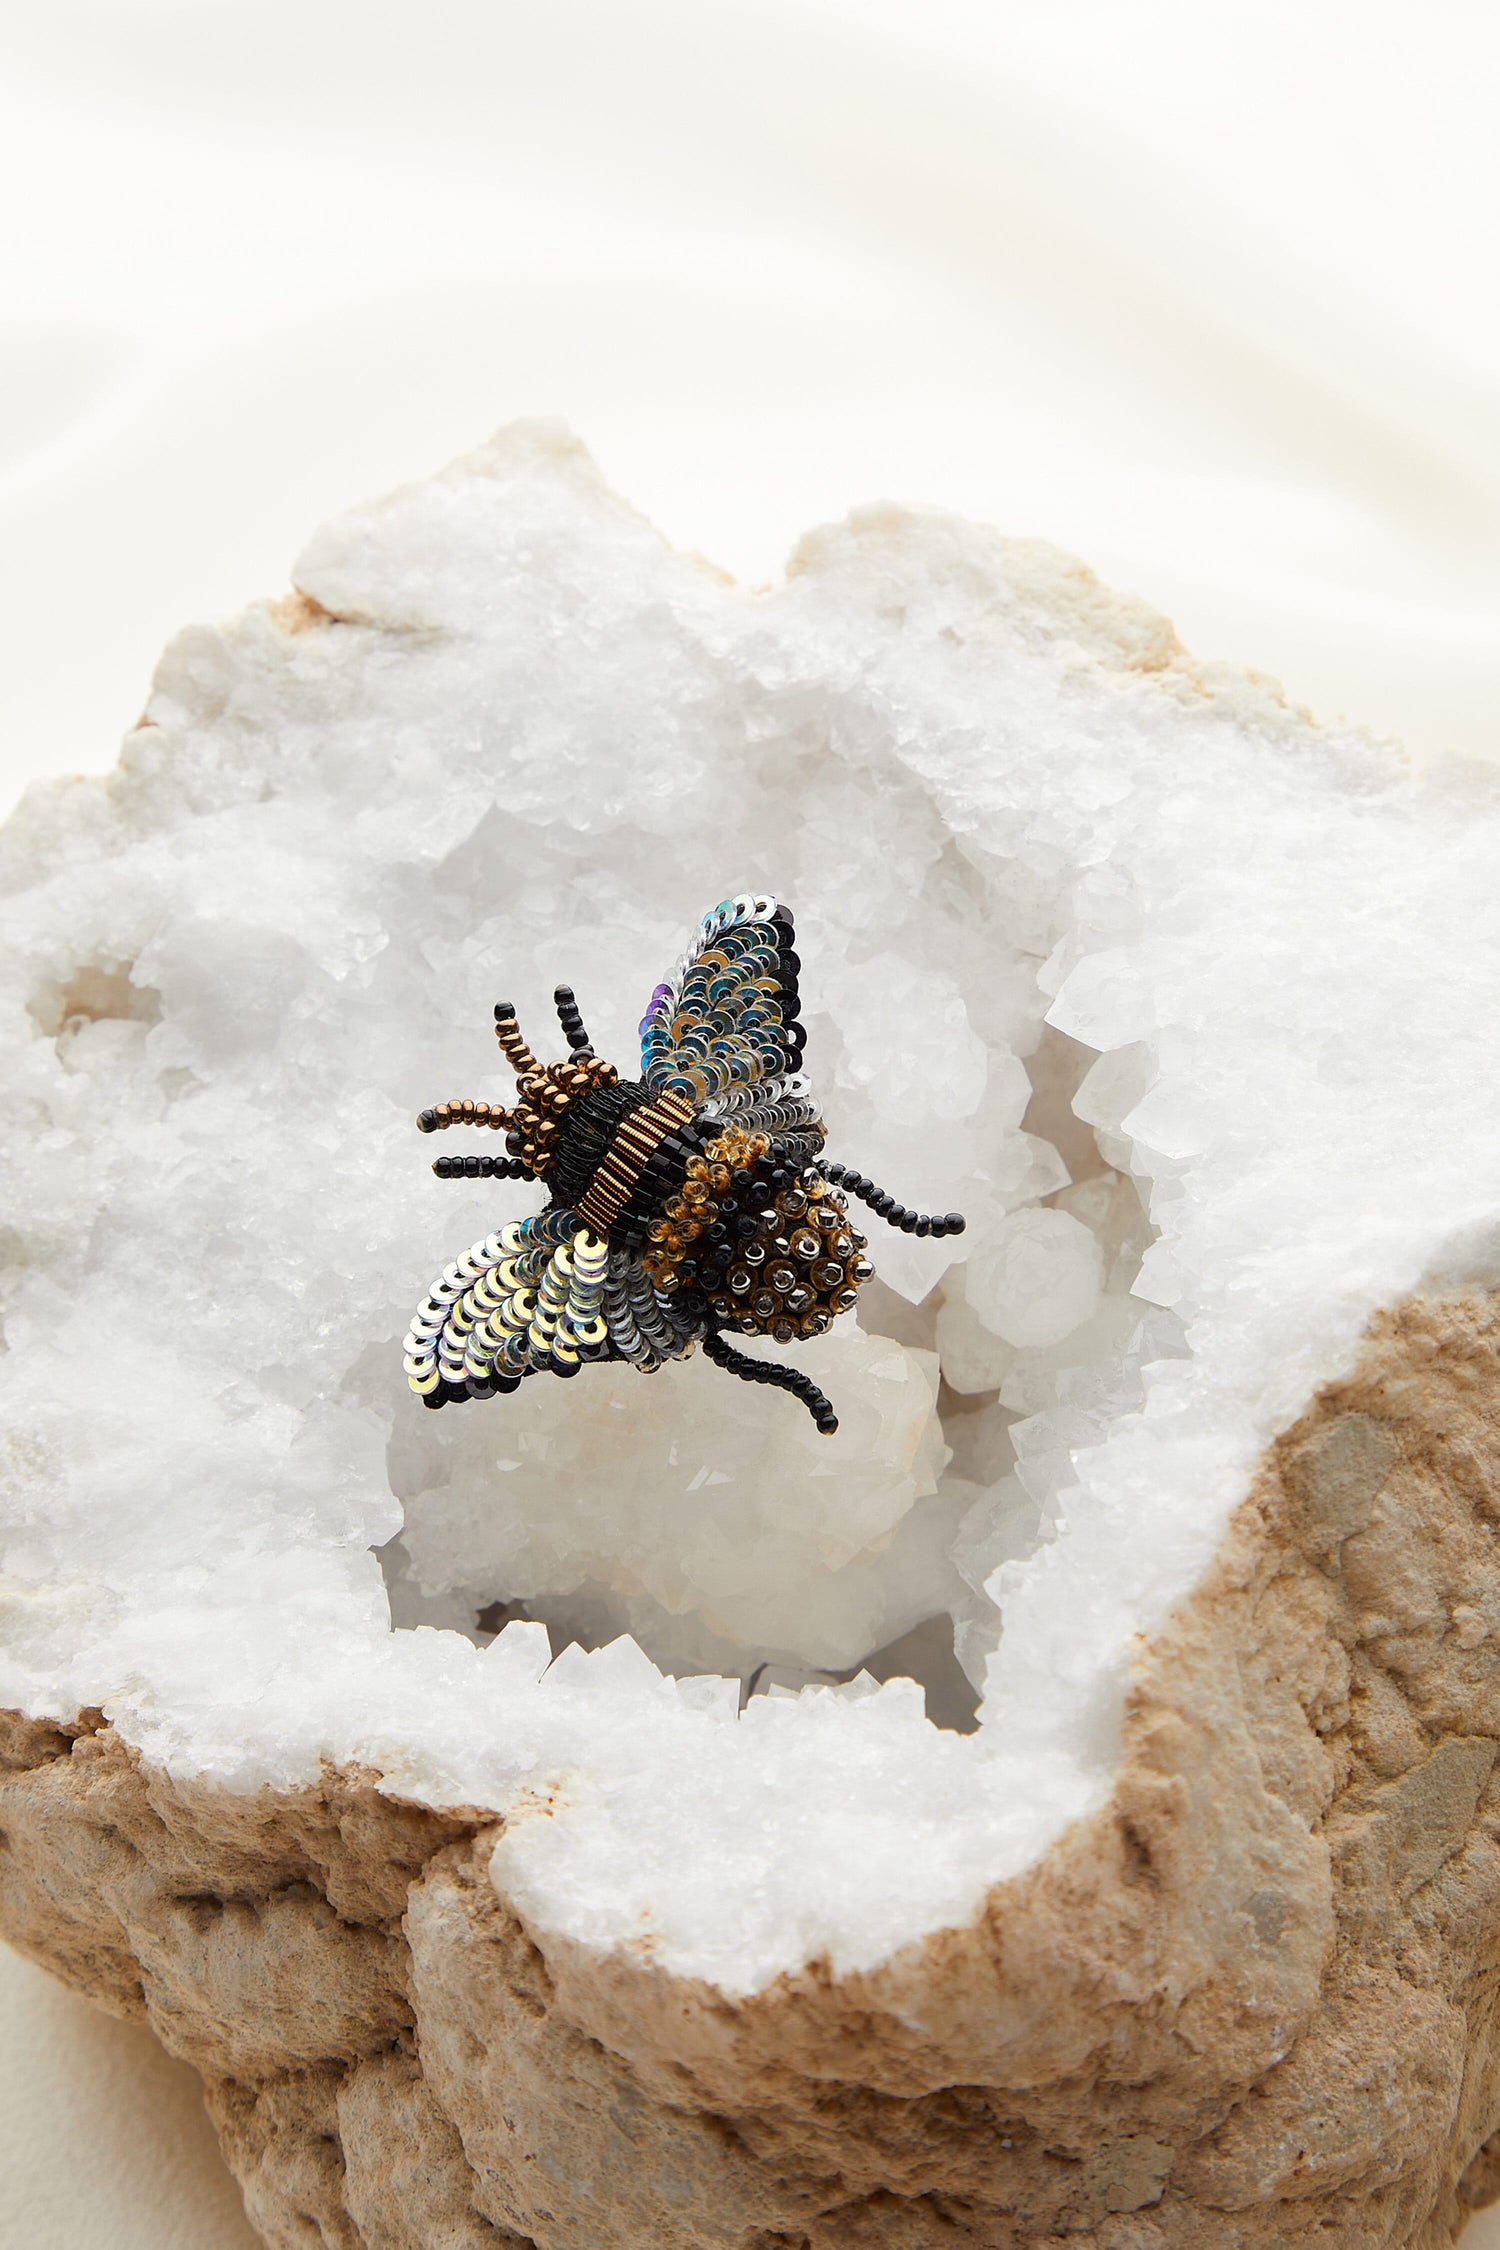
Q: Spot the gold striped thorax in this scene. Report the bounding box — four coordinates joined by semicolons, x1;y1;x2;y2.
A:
574;1088;697;1239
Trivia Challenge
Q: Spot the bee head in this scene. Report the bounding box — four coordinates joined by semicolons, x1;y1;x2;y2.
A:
492;1000;620;1178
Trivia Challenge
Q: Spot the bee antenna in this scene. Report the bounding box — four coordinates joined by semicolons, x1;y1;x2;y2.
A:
702;1328;839;1436
553;983;594;1058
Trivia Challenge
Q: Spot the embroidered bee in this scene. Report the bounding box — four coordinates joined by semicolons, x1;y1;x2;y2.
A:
403;894;965;1434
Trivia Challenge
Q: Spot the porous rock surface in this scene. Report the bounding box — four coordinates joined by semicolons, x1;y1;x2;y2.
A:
5;1289;1500;2247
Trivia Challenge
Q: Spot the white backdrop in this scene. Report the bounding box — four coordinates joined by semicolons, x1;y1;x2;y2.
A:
3;3;1499;2242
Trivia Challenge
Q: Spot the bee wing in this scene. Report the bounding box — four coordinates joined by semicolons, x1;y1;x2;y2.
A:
404;1208;596;1401
601;1244;705;1368
638;892;822;1142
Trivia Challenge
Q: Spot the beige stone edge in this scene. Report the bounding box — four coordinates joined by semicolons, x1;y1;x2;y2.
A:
3;1290;1500;2248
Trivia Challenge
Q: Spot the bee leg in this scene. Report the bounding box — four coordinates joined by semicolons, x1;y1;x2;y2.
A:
553;983;594;1057
821;1162;966;1241
702;1328;839;1437
415;1098;516;1134
430;1153;536;1181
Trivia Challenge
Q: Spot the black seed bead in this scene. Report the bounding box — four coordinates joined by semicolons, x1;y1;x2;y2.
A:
462;1155;478;1178
945;1212;965;1234
421;1390;445;1411
914;1214;931;1236
417;1109;437;1133
494;1001;515;1020
899;1210;918;1233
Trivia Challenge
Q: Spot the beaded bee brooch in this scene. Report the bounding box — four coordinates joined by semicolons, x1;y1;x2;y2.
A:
403;894;964;1434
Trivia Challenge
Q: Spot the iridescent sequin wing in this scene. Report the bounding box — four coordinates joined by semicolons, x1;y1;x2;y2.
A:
601;1246;705;1368
404;1210;611;1402
638;892;822;1143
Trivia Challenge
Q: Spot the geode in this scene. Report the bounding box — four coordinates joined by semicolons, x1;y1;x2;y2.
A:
3;424;1500;2250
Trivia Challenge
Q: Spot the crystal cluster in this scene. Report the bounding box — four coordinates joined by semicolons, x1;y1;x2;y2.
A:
2;424;1497;1998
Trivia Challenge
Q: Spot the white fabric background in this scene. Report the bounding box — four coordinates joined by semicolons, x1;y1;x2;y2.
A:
2;3;1498;2241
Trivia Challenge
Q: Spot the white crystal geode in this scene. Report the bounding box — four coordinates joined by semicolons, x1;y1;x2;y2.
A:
4;424;1500;2249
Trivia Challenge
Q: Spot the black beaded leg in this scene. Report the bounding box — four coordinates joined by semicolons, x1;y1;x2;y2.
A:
703;1328;839;1436
431;1153;536;1181
821;1161;966;1240
553;984;594;1057
416;1098;516;1135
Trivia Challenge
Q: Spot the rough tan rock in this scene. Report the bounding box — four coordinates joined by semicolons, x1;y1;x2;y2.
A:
5;1289;1500;2246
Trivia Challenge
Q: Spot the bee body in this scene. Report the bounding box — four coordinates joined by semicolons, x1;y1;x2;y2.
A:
404;895;962;1434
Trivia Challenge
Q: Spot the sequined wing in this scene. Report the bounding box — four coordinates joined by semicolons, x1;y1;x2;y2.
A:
601;1247;706;1368
638;892;822;1141
405;1217;704;1404
404;1211;610;1402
